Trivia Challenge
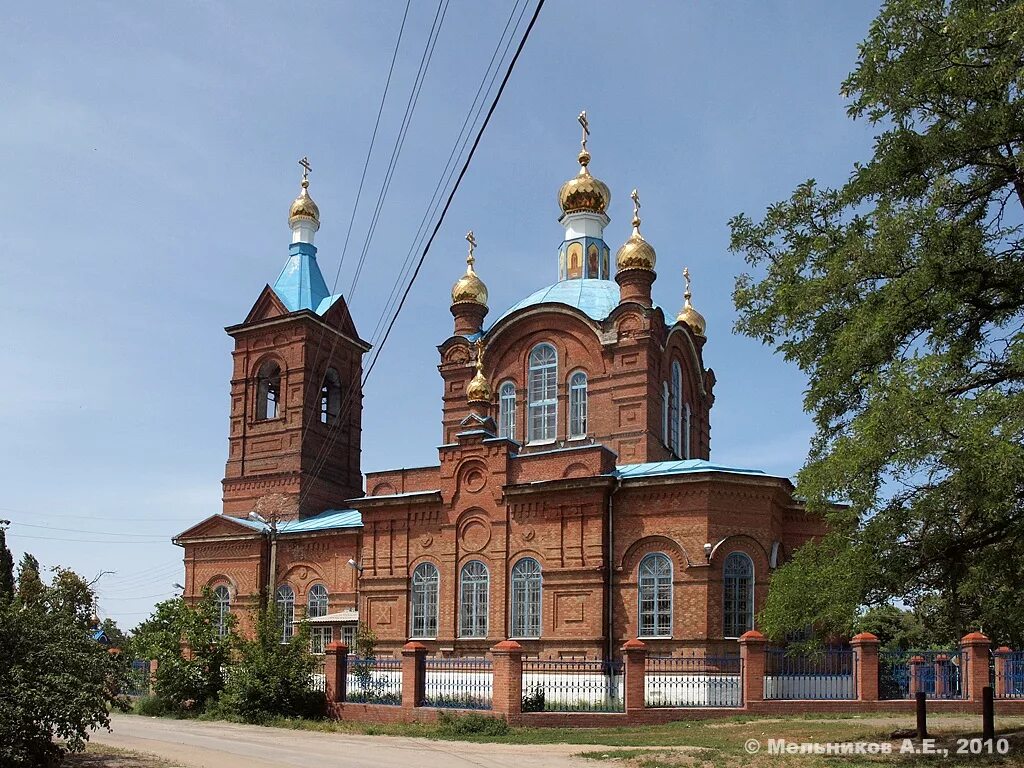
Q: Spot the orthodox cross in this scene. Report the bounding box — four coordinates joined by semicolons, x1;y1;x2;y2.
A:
631;188;641;217
578;110;589;152
299;156;312;182
466;230;477;266
683;267;693;299
475;338;485;371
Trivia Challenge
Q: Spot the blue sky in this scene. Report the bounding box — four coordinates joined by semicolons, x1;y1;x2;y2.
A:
0;1;880;629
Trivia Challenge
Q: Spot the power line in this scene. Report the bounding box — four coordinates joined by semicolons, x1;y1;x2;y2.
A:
8;533;169;545
296;0;546;509
9;522;169;539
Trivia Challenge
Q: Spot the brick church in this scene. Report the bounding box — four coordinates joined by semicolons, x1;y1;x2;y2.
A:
175;115;825;659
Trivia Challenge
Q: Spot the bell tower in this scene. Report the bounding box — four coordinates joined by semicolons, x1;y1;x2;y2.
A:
222;160;370;520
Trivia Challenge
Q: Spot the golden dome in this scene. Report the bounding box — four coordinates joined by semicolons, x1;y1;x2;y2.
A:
289;178;320;226
676;267;706;337
451;231;488;306
466;340;491;403
615;189;657;271
558;111;610;215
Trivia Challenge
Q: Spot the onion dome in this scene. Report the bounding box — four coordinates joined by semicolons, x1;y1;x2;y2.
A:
615;188;657;271
288;161;320;228
558;110;611;216
451;230;488;306
466;340;492;403
676;267;706;337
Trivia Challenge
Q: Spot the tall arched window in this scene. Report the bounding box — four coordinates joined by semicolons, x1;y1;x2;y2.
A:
320;368;342;425
459;560;489;638
276;584;295;643
256;361;282;421
213;585;231;639
411;562;439;639
527;344;558;443
638;553;673;638
683;402;692;459
723;552;754;638
510;557;542;638
499;381;516;440
661;381;670;446
670;361;682;457
568;371;588;438
307;583;331;654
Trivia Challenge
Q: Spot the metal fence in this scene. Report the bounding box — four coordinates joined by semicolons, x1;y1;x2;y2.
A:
645;655;743;708
311;656;326;693
346;656;403;705
422;657;493;710
521;659;624;712
764;647;857;700
879;650;965;700
125;659;150;697
993;651;1024;699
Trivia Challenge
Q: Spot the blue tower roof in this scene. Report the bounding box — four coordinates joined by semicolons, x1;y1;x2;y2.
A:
492;279;657;327
272;242;341;315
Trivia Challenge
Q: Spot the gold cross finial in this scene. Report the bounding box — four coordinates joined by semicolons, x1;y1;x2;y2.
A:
299;156;312;184
578;110;589;152
475;338;485;371
465;230;477;269
631;188;642;231
683;267;692;302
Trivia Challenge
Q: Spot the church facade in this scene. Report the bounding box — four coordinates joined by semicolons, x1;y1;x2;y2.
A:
175;118;825;660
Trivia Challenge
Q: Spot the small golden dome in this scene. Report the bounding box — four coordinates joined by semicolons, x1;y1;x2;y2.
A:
558;110;610;215
451;231;488;306
466;340;491;403
289;178;320;226
615;189;656;271
677;267;706;337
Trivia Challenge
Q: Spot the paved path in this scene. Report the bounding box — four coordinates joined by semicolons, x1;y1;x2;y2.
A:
93;714;596;768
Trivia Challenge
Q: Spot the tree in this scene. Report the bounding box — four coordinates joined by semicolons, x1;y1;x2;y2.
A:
730;0;1024;644
0;537;130;767
99;617;129;649
17;553;44;606
131;590;233;713
0;527;13;602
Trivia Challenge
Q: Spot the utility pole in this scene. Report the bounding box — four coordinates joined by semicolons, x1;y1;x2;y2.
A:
249;511;280;602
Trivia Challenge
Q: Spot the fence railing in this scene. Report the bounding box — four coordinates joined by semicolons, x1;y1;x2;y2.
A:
764;647;857;700
422;657;493;710
879;650;965;700
311;656;326;693
125;659;150;697
521;659;624;712
645;655;743;708
346;656;402;705
993;651;1024;700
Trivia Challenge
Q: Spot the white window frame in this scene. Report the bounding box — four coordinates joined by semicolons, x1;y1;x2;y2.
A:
568;371;588;439
527;344;558;443
510;557;542;639
498;381;516;440
276;584;295;643
307;583;330;654
213;585;231;639
638;553;673;638
723;552;755;638
410;562;440;639
459;560;489;638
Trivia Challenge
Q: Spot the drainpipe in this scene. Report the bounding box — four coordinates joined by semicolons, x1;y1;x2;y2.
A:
607;478;622;661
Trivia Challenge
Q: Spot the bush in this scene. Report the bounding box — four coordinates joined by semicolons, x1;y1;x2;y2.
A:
436;711;510;737
133;695;170;718
521;685;546;712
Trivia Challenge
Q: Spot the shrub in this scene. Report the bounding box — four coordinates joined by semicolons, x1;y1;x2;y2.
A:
133;695;169;718
436;711;510;737
521;685;546;712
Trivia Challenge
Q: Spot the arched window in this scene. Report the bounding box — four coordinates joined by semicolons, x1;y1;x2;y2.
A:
307;583;331;654
411;562;439;639
638;553;672;638
276;584;295;643
527;344;558;443
670;361;682;457
320;368;342;425
723;552;754;638
213;585;231;639
510;557;542;638
568;371;588;438
661;381;670;446
683;402;692;459
499;381;516;440
459;560;489;638
256;361;282;421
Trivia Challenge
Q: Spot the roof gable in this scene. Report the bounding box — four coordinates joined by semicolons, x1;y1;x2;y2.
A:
174;514;263;541
243;284;291;324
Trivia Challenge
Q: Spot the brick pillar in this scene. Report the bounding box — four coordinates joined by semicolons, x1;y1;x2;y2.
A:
934;654;949;699
850;632;880;702
148;659;158;695
401;642;428;709
993;647;1012;699
738;630;767;705
324;642;348;703
490;640;524;718
908;655;926;697
621;639;647;713
961;632;992;702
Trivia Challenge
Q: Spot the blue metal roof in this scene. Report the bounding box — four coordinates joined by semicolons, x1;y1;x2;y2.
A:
272;242;340;315
220;509;362;534
493;279;644;327
613;459;769;479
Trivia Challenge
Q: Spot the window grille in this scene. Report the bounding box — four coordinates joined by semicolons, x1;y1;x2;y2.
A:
411;562;439;638
568;372;588;438
213;585;231;638
276;584;295;642
460;560;489;638
638;553;672;637
510;557;542;638
723;552;754;637
499;382;516;440
527;344;557;442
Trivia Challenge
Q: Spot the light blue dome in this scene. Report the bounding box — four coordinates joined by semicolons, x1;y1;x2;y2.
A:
493;279;644;328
